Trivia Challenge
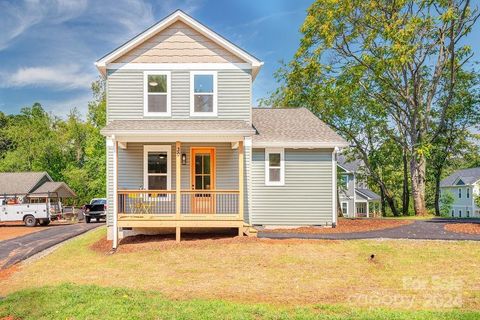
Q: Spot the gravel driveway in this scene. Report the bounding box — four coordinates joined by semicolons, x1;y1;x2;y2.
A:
0;223;101;269
258;218;480;241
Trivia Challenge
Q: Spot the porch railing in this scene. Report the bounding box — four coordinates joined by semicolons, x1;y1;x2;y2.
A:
117;190;239;215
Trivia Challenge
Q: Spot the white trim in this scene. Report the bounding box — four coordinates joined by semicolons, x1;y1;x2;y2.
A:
102;130;254;137
337;163;351;173
108;63;252;71
112;139;118;249
265;148;285;186
245;136;253;225
332;148;338;225
95;11;262;69
143;145;172;191
143;71;171;117
353;173;357;217
190;71;218;117
253;141;349;148
341;201;348;216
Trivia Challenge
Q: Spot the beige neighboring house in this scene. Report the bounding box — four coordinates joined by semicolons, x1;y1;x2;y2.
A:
440;167;480;218
0;172;76;200
96;10;348;248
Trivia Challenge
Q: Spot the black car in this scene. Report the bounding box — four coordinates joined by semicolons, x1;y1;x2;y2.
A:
84;198;107;223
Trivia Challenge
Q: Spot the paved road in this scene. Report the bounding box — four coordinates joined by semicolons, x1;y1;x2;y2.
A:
0;223;101;269
258;219;480;241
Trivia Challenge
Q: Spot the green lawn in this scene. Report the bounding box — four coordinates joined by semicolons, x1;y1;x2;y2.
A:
1;284;479;320
0;227;479;319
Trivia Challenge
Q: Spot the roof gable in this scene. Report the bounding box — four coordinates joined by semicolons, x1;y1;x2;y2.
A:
111;20;246;64
440;167;480;187
96;10;263;75
0;172;52;195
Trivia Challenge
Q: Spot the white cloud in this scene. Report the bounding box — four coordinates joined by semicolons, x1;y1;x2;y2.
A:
0;0;88;50
1;65;94;90
43;92;92;118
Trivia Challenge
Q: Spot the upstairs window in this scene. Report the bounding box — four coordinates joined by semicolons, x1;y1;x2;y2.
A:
458;188;462;199
144;71;170;116
265;148;285;186
467;188;470;198
340;175;349;188
190;71;217;116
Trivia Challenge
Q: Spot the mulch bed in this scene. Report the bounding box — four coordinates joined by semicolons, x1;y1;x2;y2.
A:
0;265;18;281
261;218;413;234
444;223;480;235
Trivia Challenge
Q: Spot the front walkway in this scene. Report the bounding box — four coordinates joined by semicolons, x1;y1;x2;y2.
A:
258;218;480;241
0;223;101;269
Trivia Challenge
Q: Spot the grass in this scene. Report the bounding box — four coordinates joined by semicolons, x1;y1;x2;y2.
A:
1;283;479;320
1;227;479;317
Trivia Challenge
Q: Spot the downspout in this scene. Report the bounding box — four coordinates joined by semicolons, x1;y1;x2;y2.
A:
332;147;338;227
353;173;356;218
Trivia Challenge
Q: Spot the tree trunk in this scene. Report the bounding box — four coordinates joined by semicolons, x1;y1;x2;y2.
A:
402;148;410;216
410;155;427;216
434;167;442;216
380;187;386;217
379;182;400;216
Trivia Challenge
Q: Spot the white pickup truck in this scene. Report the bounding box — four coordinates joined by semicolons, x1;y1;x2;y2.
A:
0;197;62;227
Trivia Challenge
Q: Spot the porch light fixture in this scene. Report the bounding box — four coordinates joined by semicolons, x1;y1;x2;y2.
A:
149;81;158;87
181;153;187;165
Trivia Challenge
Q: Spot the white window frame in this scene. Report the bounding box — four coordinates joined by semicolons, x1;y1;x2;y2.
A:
340;175;349;188
341;201;348;216
458;188;462;198
144;71;171;117
143;145;172;192
265;148;285;186
190;71;217;117
467;187;470;198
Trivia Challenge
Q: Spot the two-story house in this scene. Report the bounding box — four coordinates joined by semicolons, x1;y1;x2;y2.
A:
337;155;381;218
440;167;480;218
96;10;348;248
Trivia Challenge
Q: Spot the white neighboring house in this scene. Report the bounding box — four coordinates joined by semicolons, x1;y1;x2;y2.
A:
440;167;480;218
337;155;381;218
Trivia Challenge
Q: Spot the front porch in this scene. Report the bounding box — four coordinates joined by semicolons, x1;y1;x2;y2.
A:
110;139;247;248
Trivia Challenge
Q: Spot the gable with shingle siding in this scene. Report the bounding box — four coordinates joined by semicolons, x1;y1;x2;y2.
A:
112;21;246;64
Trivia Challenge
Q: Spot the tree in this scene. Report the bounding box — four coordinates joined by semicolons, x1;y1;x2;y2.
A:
263;0;480;215
439;191;455;217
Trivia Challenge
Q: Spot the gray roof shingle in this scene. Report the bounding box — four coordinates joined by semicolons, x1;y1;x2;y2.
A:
101;120;255;135
440;167;480;186
252;108;347;146
30;182;76;198
356;188;381;201
0;172;51;195
337;154;363;172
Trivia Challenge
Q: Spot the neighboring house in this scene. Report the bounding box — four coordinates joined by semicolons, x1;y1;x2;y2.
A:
96;10;347;247
440;167;480;218
337;155;381;218
0;172;76;200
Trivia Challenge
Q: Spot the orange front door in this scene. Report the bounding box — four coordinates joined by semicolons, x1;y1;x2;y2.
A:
191;148;215;213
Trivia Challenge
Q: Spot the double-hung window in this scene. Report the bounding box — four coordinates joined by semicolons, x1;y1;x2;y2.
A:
265;148;285;186
190;71;217;116
144;146;171;192
467;188;470;198
340;175;349;188
144;71;170;116
458;188;462;198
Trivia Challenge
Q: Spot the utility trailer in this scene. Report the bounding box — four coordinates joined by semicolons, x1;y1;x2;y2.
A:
0;192;63;227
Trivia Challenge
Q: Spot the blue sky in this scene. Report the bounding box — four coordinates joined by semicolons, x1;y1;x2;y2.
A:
1;1;479;118
0;0;313;117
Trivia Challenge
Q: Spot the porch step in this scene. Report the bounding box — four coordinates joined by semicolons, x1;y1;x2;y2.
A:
242;225;258;237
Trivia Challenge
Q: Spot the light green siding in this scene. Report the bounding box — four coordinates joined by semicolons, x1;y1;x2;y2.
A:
251;148;334;226
106;69;251;122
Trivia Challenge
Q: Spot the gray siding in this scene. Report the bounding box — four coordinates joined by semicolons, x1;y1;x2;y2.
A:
338;171;355;218
251;148;334;226
106;69;251;122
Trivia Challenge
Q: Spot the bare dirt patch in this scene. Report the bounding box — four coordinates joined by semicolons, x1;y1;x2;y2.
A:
90;231;320;254
262;218;412;234
0;265;18;281
445;223;480;235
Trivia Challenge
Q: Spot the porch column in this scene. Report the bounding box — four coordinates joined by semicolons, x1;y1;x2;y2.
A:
175;141;181;242
366;202;370;218
113;139;119;249
238;140;244;235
